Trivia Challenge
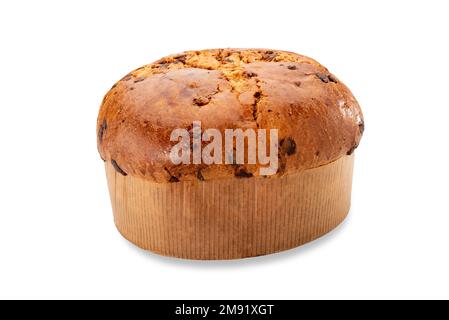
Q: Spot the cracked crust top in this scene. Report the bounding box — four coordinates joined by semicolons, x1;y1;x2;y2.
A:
97;48;364;183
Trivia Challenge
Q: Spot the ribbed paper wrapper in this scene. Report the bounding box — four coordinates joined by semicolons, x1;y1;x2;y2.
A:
105;155;354;260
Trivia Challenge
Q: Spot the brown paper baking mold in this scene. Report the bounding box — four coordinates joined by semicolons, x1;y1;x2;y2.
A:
105;154;354;260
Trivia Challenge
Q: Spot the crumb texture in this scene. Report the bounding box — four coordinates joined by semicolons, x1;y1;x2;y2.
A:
97;49;364;182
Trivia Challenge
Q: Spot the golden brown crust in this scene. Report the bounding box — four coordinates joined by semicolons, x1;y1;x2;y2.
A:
97;49;364;182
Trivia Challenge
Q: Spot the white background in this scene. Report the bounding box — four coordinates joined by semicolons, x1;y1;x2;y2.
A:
0;0;448;300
